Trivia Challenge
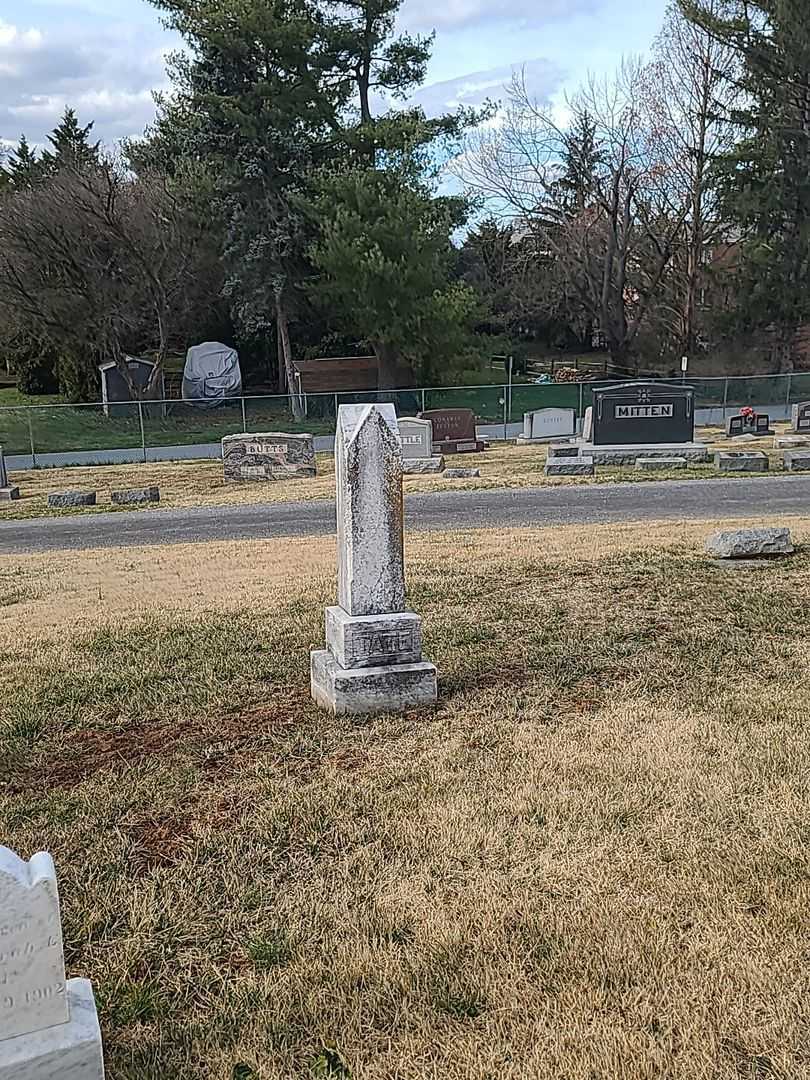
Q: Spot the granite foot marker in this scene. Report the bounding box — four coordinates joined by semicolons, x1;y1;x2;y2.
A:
0;448;19;502
0;847;104;1078
310;404;437;714
706;528;793;559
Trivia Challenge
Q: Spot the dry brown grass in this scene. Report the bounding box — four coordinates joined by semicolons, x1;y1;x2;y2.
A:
3;421;803;521
2;520;810;1079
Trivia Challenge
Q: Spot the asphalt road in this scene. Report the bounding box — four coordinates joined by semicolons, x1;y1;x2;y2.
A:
2;474;809;554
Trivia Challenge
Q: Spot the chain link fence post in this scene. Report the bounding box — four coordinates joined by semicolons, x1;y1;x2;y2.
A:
138;400;147;463
27;410;37;468
241;395;247;432
785;372;793;417
421;388;426;413
722;378;729;423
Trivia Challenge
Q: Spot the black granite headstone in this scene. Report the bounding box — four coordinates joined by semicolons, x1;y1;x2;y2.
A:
726;412;772;437
791;401;810;433
591;382;695;446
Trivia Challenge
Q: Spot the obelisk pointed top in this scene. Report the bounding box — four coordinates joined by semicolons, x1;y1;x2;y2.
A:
338;403;399;445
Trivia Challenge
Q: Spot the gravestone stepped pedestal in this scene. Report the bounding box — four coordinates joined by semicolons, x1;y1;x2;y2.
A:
311;404;437;715
0;847;105;1079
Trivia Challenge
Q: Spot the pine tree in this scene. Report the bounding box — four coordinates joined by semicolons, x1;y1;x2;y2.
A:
40;108;100;173
5;135;42;190
554;110;602;215
681;0;810;370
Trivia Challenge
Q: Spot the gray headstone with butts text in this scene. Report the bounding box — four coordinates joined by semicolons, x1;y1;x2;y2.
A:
0;846;104;1078
310;403;437;714
222;432;316;482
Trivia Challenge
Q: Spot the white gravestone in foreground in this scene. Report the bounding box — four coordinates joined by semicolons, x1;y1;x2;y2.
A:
310;404;437;714
0;847;104;1079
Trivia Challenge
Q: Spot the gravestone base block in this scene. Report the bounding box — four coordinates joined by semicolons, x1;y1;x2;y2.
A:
547;443;580;460
0;486;20;502
325;607;422;670
545;457;594;477
0;978;105;1080
578;442;709;466
403;457;445;475
783;451;810;472
715;451;769;473
635;456;688;471
310;649;437;715
434;439;486;455
775;435;810;449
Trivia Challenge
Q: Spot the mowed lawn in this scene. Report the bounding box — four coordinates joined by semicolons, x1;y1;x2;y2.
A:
1;521;809;1079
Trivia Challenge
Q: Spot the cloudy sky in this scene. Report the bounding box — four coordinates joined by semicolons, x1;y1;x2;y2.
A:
0;0;669;151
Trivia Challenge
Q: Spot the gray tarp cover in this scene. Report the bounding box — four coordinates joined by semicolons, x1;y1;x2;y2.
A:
182;342;242;408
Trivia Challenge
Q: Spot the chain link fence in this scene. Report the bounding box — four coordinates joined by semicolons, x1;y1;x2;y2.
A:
3;372;810;464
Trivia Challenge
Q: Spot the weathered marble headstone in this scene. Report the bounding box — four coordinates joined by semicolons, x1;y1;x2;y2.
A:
791;401;810;434
417;409;485;454
47;492;96;508
519;408;577;442
222;432;316;482
310;404;437;714
0;447;19;502
0;847;104;1078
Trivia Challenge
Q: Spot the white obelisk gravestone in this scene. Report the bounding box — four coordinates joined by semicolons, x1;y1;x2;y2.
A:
0;847;104;1079
310;403;437;713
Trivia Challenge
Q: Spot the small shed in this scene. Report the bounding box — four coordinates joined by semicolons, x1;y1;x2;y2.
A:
99;357;165;418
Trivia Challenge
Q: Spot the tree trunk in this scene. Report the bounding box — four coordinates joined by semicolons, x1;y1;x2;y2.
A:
375;342;401;390
276;318;286;394
275;288;304;420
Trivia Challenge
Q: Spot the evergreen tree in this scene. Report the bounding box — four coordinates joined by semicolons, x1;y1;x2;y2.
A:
553;110;602;215
681;0;810;369
5;135;42;190
40;108;100;172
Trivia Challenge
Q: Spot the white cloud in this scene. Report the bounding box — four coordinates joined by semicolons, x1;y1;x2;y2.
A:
0;16;171;147
410;57;565;117
401;0;602;32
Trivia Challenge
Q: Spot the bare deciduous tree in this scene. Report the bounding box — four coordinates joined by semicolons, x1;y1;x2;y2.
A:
0;158;215;398
458;62;688;370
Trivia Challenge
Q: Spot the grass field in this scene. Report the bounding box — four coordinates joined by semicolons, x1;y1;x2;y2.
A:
2;426;806;521
2;519;809;1079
